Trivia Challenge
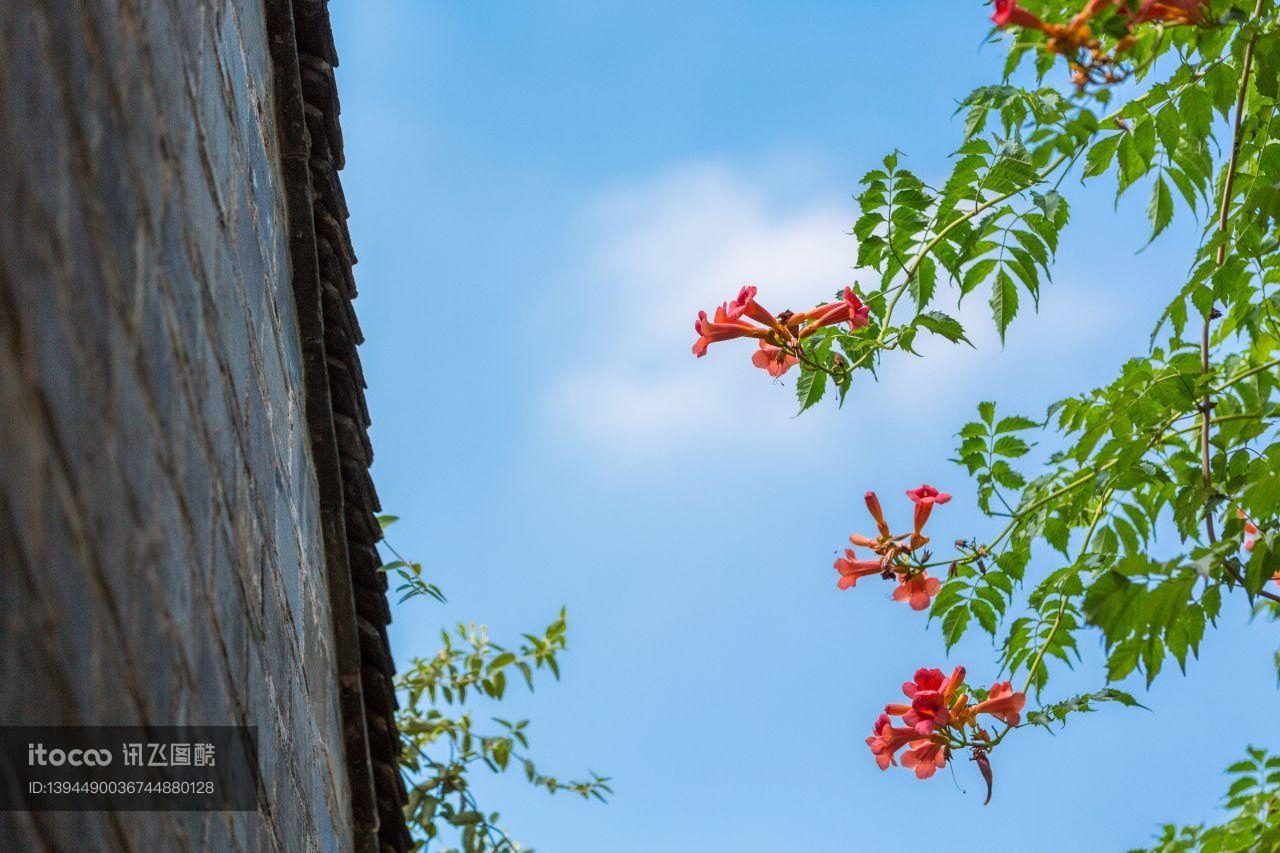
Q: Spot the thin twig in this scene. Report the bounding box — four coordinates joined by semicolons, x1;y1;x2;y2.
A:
1201;0;1267;545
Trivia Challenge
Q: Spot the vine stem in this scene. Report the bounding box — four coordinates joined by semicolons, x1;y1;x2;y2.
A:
1020;488;1111;695
1022;591;1069;697
1194;0;1280;606
1221;355;1280;387
1201;0;1267;545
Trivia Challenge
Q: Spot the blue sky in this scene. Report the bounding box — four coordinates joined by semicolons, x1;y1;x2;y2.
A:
328;2;1277;850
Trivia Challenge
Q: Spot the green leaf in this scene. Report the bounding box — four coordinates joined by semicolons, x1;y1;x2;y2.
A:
990;269;1019;341
1142;637;1165;686
973;598;999;636
1146;176;1173;243
796;369;827;414
1107;640;1141;682
1180;85;1212;141
914;311;973;346
995;414;1038;433
992;435;1030;458
488;652;517;673
911;255;937;309
1245;533;1279;596
1083;133;1122;178
1033;189;1064;219
942;606;970;649
1155;105;1180;152
962;259;999;295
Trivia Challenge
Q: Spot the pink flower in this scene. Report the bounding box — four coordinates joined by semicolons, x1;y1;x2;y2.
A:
792;287;872;336
906;484;952;507
893;570;941;611
905;690;947;736
692;288;790;358
887;666;965;735
834;549;882;590
902;667;946;698
723;285;787;331
866;714;921;770
692;306;768;357
872;666;975;780
883;669;941;716
969;681;1026;727
900;740;948;779
750;341;799;377
991;0;1051;31
722;285;758;320
907;484;951;548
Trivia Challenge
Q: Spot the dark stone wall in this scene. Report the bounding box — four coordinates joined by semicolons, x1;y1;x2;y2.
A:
0;1;372;849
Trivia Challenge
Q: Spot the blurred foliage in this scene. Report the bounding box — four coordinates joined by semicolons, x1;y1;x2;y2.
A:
378;515;609;852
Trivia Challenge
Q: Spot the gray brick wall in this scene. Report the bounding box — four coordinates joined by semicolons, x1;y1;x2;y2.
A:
0;1;360;849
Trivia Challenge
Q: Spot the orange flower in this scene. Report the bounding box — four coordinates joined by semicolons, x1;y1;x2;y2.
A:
839;489;953;609
834;548;882;590
691;305;769;357
869;667;1020;794
722;285;789;335
893;570;942;611
750;341;799;377
787;287;871;337
967;681;1027;727
901;740;949;779
907;483;951;549
866;713;922;770
693;285;871;367
886;666;966;735
864;491;893;540
941;665;967;705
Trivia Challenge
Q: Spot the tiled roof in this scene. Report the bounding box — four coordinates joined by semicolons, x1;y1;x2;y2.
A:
266;2;411;849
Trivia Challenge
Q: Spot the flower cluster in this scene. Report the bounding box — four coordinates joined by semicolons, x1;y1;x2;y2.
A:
991;0;1210;89
835;485;952;610
867;666;1026;792
692;286;870;377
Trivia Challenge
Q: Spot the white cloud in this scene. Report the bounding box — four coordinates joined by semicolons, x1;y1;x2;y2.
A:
582;162;857;343
543;160;1131;464
542;161;855;462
